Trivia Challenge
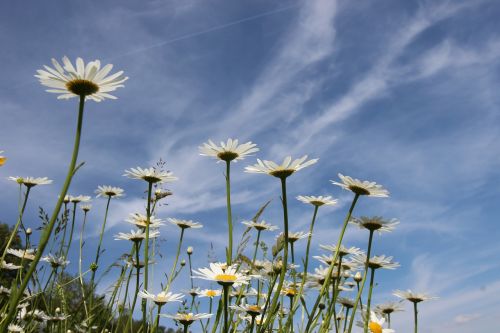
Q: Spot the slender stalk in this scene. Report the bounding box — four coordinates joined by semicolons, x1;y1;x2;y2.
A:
363;267;376;333
0;95;86;330
413;302;418;333
164;228;185;291
79;209;90;323
153;304;163;333
225;160;233;265
223;284;230;333
142;181;154;330
258;177;289;333
343;307;350;333
62;201;78;261
89;195;112;313
305;194;360;333
346;230;374;333
125;242;142;333
184;324;189;333
387;313;391;328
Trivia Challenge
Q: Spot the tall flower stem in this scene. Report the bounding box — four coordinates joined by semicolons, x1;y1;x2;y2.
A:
89;195;112;313
62;202;78;260
79;209;90;323
225;160;233;265
0;186;31;263
223;284;230;333
363;267;376;333
258;177;289;333
153;304;163;333
413;302;418;333
0;95;86;330
125;241;142;333
164;228;185;291
142;181;154;330
347;230;375;333
305;194;360;333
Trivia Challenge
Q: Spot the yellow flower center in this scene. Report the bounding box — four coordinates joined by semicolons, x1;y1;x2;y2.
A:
0;157;6;166
215;274;237;283
66;79;99;96
368;321;382;333
247;305;261;314
205;290;218;297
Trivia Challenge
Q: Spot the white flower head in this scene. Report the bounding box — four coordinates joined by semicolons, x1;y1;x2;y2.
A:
126;213;164;229
168;218;203;230
319;244;364;257
241;220;278;231
245;155;318;179
69;195;91;204
198;289;222;298
193;262;251;287
296;195;338;207
95;185;124;198
0;151;6;166
161;312;212;326
124;167;177;184
114;229;160;242
199;139;259;162
137;290;184;305
6;249;36;261
393;289;438;303
352;254;400;270
0;261;22;270
35;56;128;101
8;176;53;187
357;311;394;333
331;173;389;197
41;254;69;268
350;216;399;233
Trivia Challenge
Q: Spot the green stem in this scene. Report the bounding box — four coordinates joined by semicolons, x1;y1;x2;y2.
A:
347;230;374;333
414;302;418;333
79;210;90;324
165;228;185;291
363;268;376;333
258;177;289;333
305;194;360;333
184;324;189;333
125;241;142;333
343;307;350;333
0;95;86;330
225;160;233;265
223;284;230;333
142;181;154;330
62;202;78;261
153;304;163;333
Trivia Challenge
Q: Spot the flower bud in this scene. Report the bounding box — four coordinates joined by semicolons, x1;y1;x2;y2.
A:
26;228;32;235
180;259;186;267
354;271;362;282
55;307;61;313
318;303;326;310
90;263;98;272
187;246;193;255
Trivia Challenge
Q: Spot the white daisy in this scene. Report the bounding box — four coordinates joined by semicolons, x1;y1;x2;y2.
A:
198;289;222;298
350;216;399;233
7;324;24;333
241;220;278;231
41;254;69;268
95;185;124;198
114;229;160;242
352;254;400;270
193;262;251;286
230;303;264;316
199;138;259;162
35;56;127;101
124;167;177;184
358;311;394;333
8;176;52;187
245;155;318;179
296;195;338;206
161;312;213;326
126;213;164;229
137;290;184;306
393;289;438;303
69;195;91;204
168;218;203;229
6;249;36;261
375;301;405;315
319;244;364;257
331;173;389;197
337;297;355;309
81;204;92;212
278;231;310;243
0;261;22;270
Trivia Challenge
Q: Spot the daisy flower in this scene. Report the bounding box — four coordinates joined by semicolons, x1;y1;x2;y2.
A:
393;290;438;303
358;311;394;333
35;56;127;101
0;151;6;166
161;313;212;326
245;155;318;179
69;195;91;204
8;176;53;187
198;289;222;298
193;262;251;286
230;303;264;316
41;254;69;268
6;249;36;261
375;301;405;315
350;216;399;233
168;218;203;229
352;254;400;270
199;139;259;162
95;185;124;198
114;229;160;242
137;290;184;306
81;204;92;212
319;244;364;257
126;213;164;229
7;324;24;333
0;261;22;270
241;220;278;231
296;195;338;206
278;231;310;243
337;297;355;309
124;167;177;184
331;173;389;197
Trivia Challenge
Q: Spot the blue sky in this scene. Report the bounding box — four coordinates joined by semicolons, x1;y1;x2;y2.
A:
1;0;500;331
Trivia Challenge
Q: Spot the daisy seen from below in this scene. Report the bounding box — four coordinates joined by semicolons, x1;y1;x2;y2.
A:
394;289;438;333
69;195;91;203
375;301;404;328
41;254;69;268
124;167;177;184
114;229;160;242
241;220;278;231
35;56;128;101
331;173;389;197
168;218;203;229
245;155;318;179
0;261;22;270
358;310;394;333
8;176;53;187
198;289;222;298
95;185;124;198
350;216;399;233
320;244;364;257
126;213;164;229
161;312;212;326
137;290;183;306
6;249;36;261
193;262;251;287
0;151;6;166
296;195;338;206
352;254;400;270
199;138;258;162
